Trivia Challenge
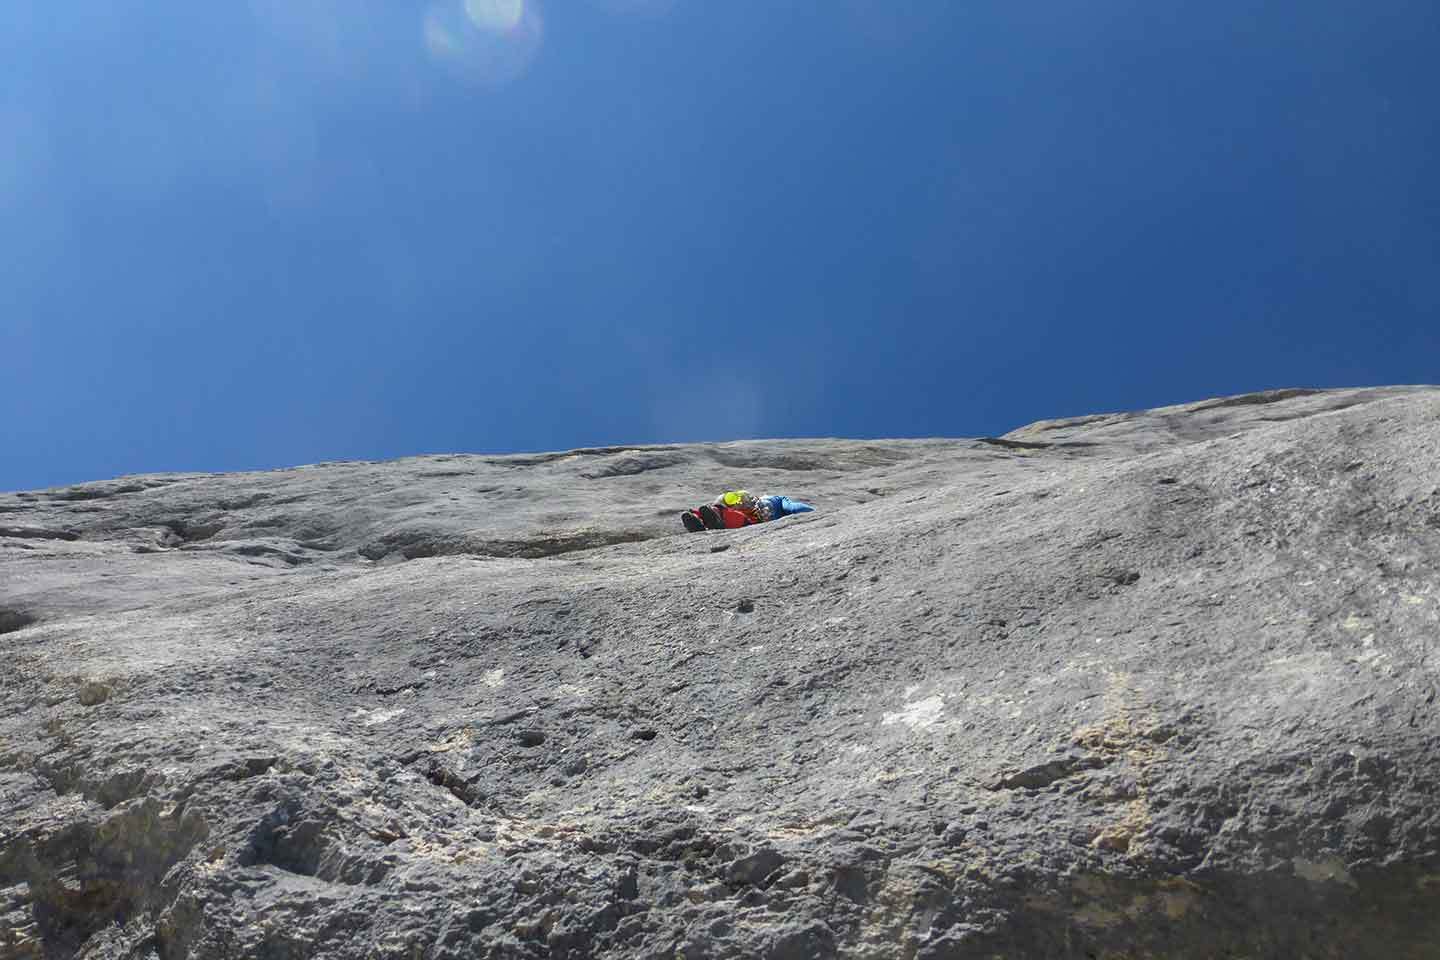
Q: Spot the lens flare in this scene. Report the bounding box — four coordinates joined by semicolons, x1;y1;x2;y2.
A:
423;0;543;85
423;12;462;57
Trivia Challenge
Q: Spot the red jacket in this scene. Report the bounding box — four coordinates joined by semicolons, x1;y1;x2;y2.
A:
720;507;751;529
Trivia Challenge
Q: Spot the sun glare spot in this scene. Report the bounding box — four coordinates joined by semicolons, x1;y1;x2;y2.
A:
465;0;525;32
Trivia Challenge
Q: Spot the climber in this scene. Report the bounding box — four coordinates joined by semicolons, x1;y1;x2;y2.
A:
679;490;814;533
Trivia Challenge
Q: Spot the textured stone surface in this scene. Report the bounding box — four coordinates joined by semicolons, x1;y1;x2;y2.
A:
3;385;1440;958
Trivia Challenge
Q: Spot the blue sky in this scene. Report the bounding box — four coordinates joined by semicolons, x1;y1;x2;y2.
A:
3;1;1437;491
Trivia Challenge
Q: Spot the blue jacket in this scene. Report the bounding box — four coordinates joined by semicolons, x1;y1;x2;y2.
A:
760;495;814;519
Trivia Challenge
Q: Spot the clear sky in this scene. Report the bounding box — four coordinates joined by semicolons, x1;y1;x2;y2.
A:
3;1;1437;491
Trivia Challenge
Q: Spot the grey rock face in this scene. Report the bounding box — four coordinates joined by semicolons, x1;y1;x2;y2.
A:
3;385;1440;959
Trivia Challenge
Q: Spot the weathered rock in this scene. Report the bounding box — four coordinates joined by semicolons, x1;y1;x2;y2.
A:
76;680;111;707
2;386;1440;958
725;846;785;887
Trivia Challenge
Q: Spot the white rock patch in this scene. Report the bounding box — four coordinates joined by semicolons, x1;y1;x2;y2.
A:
354;707;406;726
882;695;945;729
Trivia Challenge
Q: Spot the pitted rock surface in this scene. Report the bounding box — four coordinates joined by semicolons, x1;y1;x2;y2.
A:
3;386;1440;959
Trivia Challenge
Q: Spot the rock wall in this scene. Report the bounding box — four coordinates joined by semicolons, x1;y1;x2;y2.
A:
3;386;1439;958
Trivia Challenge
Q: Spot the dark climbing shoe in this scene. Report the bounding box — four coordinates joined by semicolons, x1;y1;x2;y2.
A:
681;511;705;533
698;505;723;530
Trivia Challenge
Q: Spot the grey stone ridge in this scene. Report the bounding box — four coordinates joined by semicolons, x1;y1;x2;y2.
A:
3;384;1440;959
